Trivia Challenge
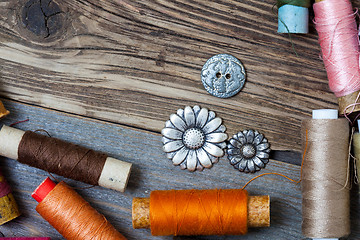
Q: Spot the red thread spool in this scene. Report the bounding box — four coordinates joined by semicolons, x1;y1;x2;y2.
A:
132;189;270;236
32;178;127;240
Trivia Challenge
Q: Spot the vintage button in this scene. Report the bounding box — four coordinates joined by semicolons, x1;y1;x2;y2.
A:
227;129;271;173
162;106;228;172
201;54;246;98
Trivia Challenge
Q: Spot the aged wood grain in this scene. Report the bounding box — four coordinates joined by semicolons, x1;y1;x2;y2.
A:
0;100;359;239
0;0;347;151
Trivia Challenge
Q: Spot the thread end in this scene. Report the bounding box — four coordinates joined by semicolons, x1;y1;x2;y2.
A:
32;177;56;203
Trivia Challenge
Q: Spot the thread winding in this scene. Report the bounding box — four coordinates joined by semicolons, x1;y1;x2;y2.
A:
36;181;126;240
301;118;350;238
150;189;248;236
314;0;360;97
18;131;107;186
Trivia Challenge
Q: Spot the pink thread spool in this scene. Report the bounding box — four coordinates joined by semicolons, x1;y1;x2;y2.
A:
314;0;360;114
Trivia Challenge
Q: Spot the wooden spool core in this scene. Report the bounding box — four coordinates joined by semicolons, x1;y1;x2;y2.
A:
338;91;360;115
132;195;270;229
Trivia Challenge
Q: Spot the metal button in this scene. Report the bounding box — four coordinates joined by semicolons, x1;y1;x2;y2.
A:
201;54;246;98
162;106;228;172
227;130;271;173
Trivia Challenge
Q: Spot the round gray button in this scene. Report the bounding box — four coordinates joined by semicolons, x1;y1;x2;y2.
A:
201;54;246;98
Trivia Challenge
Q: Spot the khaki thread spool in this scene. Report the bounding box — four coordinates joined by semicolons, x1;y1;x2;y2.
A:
32;177;127;240
0;125;132;192
0;169;20;225
352;119;360;190
302;109;350;240
132;189;270;236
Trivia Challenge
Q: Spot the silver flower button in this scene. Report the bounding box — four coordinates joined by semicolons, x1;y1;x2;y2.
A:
162;106;228;171
227;130;271;173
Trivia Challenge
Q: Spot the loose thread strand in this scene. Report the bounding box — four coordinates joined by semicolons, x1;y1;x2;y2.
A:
242;130;308;190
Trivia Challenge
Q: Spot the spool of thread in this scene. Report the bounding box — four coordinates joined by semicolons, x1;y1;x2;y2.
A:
132;189;270;236
314;0;360;114
0;125;132;192
352;119;360;190
0;100;9;119
301;109;350;239
32;177;127;240
1;238;51;240
0;169;20;225
277;0;310;34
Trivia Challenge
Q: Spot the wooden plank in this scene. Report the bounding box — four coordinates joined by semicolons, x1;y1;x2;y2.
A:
0;0;344;151
0;100;306;239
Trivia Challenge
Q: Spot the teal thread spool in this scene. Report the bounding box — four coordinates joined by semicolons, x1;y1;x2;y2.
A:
277;0;310;34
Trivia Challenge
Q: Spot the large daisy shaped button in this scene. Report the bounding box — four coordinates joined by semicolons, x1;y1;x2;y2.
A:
162;106;228;171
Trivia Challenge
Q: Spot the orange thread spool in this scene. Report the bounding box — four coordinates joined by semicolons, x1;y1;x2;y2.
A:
32;178;127;240
132;189;270;236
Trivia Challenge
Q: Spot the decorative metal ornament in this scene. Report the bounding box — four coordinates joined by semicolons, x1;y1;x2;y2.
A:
227;130;271;173
201;54;246;98
162;106;228;171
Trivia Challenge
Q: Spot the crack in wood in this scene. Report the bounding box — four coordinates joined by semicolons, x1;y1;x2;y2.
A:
22;0;63;38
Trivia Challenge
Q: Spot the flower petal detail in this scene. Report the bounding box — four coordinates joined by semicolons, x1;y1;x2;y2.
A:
170;114;187;131
172;147;189;165
257;143;270;151
163;140;184;153
227;148;240;156
246;130;255;143
206;132;228;143
196;107;208;128
203;117;222;134
186;150;197;171
230;156;243;165
162;128;183;140
184;106;196;128
197;148;212;168
229;138;241;148
237;131;247;144
253;156;265;168
253;132;264;145
203;142;224;157
238;160;247;171
256;151;269;159
247;160;255;173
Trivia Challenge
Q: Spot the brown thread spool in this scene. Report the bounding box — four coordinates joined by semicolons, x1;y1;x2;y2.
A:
0;169;20;225
132;189;270;236
301;110;350;238
0;126;132;192
32;178;127;240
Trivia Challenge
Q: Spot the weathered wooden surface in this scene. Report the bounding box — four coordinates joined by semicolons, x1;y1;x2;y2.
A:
0;0;345;151
0;100;359;239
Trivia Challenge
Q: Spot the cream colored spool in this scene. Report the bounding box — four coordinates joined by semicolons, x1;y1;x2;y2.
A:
0;125;132;192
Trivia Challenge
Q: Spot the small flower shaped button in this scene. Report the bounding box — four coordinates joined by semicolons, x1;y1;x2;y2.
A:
227;130;271;173
162;106;228;171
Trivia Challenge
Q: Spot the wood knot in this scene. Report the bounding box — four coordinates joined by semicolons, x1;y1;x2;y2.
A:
21;0;63;39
